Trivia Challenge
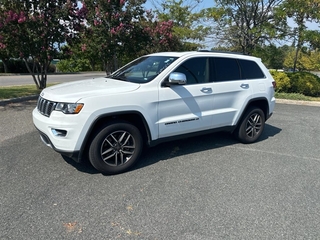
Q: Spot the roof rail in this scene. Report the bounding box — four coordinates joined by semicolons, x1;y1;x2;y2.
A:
197;50;247;55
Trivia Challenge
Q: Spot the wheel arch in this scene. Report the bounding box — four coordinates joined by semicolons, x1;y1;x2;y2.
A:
237;97;269;127
78;111;152;162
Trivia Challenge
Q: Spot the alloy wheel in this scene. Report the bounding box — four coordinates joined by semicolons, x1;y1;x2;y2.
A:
100;130;136;166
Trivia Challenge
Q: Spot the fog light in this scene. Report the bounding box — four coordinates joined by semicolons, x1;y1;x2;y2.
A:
51;129;67;137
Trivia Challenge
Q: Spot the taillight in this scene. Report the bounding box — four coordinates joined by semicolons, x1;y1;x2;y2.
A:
272;81;276;89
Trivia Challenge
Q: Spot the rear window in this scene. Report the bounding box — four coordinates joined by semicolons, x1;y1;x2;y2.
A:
239;59;265;79
213;58;240;81
212;57;265;82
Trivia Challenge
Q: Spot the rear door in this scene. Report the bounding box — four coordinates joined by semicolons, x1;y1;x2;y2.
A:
210;57;253;127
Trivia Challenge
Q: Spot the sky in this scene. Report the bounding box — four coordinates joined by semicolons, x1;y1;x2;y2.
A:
143;0;215;12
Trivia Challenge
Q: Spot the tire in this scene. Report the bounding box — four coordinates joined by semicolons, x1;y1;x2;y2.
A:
89;121;143;175
236;107;265;144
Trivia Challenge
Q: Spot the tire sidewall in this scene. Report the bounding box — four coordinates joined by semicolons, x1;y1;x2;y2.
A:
89;122;143;175
237;107;265;144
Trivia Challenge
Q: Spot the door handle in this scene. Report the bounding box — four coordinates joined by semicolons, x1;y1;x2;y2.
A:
201;87;212;93
240;84;249;89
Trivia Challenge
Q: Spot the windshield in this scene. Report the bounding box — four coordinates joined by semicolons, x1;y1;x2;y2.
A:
108;56;178;83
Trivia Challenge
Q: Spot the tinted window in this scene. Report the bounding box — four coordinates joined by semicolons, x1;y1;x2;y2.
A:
239;59;265;79
213;58;240;81
174;57;209;84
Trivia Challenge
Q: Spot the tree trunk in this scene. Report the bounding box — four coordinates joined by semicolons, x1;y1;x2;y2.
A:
22;58;48;89
1;59;9;73
293;47;299;72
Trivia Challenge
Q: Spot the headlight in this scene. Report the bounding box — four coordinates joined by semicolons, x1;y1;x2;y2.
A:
55;103;84;114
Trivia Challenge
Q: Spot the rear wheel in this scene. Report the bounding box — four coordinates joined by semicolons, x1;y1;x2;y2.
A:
89;121;143;175
236;107;265;143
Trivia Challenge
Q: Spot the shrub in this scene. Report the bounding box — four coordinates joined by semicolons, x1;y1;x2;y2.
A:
270;70;291;93
48;64;56;73
0;59;56;73
287;72;320;97
6;59;29;73
56;58;91;72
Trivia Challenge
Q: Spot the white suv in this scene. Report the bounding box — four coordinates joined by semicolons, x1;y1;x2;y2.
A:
33;51;276;174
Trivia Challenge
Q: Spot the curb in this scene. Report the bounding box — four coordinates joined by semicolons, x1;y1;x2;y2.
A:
0;95;39;106
276;98;320;107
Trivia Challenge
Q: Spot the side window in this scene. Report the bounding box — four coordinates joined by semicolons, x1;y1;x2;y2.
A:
174;57;209;85
212;57;241;82
239;59;265;79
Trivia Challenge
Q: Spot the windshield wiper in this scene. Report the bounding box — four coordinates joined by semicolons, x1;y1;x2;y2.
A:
107;75;127;81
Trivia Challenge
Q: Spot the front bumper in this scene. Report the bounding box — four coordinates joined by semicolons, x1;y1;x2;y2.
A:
32;107;88;161
36;127;81;162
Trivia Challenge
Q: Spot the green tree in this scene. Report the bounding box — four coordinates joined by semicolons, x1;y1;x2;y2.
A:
54;44;89;72
141;10;183;53
305;30;320;50
153;0;213;50
79;0;150;73
207;0;287;55
253;45;289;69
277;0;320;71
284;48;320;71
0;0;83;89
78;0;180;73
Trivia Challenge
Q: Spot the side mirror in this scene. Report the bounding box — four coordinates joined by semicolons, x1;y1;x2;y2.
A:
168;72;187;85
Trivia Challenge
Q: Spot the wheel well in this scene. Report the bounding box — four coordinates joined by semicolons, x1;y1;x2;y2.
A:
80;112;150;162
245;98;269;120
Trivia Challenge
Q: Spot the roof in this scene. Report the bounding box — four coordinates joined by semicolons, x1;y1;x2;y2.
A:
147;51;259;60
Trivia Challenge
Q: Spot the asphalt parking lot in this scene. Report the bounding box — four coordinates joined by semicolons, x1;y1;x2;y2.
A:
1;101;320;239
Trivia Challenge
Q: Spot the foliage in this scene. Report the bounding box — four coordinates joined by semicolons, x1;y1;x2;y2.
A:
270;70;320;97
270;70;291;93
2;0;320;88
75;0;181;73
287;72;320;97
276;0;320;71
0;0;84;89
56;59;91;73
206;0;287;55
275;92;320;101
140;10;183;53
0;59;28;73
305;30;320;50
154;0;212;50
253;45;289;69
284;49;320;71
0;59;56;73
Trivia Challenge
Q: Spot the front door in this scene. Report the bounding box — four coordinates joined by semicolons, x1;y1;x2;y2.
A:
158;57;214;138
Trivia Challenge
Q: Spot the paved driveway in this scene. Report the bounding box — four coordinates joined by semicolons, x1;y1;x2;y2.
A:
1;102;320;239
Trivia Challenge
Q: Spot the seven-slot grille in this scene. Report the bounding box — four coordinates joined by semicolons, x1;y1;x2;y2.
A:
37;96;57;117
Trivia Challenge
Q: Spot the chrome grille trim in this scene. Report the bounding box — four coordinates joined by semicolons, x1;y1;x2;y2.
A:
37;96;57;117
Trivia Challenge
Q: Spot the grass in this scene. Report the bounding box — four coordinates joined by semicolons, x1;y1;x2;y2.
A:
0;85;41;100
275;92;320;102
1;84;320;102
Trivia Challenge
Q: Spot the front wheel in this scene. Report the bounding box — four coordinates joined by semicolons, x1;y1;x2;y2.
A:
89;121;143;175
236;107;265;144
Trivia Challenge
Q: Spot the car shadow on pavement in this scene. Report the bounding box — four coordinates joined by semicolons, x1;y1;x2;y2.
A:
133;123;282;172
61;155;101;174
259;123;282;141
61;123;282;175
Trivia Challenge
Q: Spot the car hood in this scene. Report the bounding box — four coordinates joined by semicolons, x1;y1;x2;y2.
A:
40;77;140;102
